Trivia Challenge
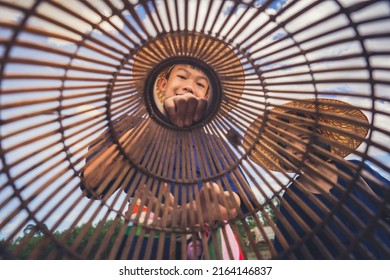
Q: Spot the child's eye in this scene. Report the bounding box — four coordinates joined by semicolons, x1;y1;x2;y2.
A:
197;82;206;88
177;75;186;80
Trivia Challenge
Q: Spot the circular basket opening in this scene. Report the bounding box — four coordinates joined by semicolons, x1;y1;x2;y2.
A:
144;58;222;129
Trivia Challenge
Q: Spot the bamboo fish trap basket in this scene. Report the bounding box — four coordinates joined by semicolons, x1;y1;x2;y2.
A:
0;0;389;260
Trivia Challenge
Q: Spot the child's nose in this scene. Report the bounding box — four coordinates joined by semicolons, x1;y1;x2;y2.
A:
183;86;194;94
182;82;194;94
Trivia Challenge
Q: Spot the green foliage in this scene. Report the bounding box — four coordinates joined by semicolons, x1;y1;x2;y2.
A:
237;197;280;244
4;198;282;259
4;219;125;259
260;197;280;226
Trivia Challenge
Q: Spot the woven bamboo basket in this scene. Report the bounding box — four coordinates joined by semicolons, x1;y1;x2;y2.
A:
0;0;389;260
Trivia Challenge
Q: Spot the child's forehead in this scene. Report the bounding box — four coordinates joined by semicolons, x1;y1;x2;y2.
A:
173;64;208;76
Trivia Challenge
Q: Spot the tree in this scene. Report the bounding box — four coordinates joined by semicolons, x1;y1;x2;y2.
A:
236;197;280;246
5;219;124;259
260;197;280;226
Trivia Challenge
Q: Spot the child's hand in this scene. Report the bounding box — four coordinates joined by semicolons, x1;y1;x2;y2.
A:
164;94;207;128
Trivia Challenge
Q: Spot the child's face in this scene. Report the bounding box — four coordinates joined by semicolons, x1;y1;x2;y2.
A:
278;122;329;169
160;64;210;99
277;123;314;168
283;130;310;162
